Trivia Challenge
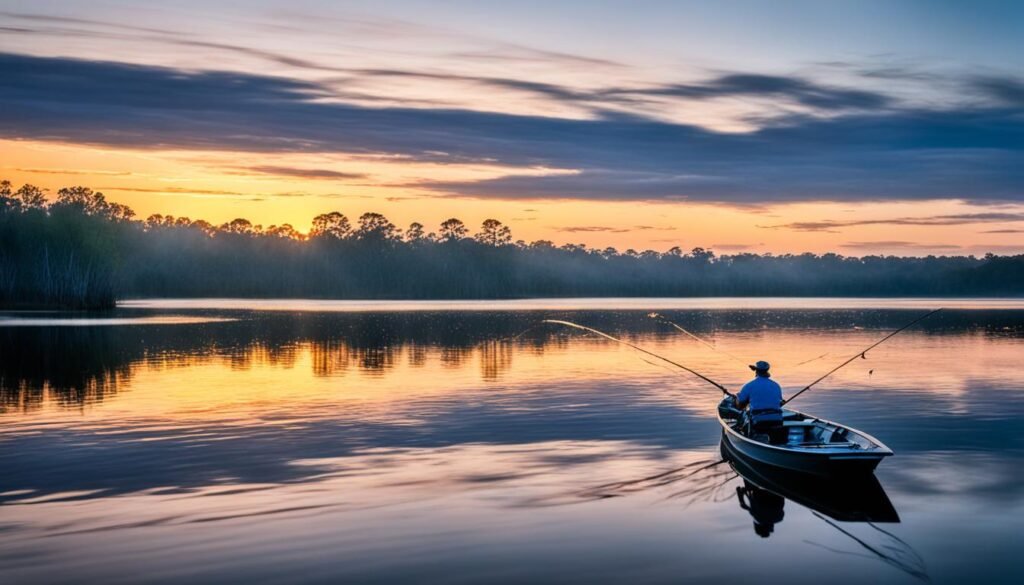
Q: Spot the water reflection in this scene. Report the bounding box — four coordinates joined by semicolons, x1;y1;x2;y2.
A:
722;437;899;524
736;479;785;537
3;308;1023;411
1;306;1022;584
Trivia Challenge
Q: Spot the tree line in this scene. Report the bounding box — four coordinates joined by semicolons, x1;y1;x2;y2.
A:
1;180;1022;309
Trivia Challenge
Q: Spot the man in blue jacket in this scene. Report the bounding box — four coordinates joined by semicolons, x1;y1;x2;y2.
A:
736;360;785;441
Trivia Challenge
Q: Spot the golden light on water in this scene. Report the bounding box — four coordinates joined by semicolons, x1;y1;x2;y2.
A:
6;321;1019;427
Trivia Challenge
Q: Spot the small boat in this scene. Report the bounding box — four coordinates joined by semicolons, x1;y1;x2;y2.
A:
718;399;893;475
720;437;899;522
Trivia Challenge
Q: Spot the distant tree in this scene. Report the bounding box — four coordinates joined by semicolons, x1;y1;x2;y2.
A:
310;211;351;239
266;224;302;239
4;177;1023;309
529;240;555;250
15;184;47;210
405;222;426;242
53;186;110;216
144;214;166;230
690;247;715;263
439;218;468;242
475;219;512;246
107;202;136;222
0;180;14;212
356;212;399;241
190;219;216;236
220;218;257;235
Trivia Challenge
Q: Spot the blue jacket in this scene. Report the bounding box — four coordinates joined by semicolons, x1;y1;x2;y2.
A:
738;376;783;423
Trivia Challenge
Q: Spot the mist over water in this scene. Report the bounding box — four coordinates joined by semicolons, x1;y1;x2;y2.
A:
1;300;1022;584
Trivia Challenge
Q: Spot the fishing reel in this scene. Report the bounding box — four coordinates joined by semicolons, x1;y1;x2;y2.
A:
718;394;742;420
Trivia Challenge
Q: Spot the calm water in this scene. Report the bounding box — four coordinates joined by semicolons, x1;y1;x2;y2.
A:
2;299;1022;584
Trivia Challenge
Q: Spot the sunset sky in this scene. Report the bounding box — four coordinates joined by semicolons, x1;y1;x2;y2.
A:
1;0;1022;255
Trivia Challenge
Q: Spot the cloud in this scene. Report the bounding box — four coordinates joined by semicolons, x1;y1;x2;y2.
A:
555;226;632;233
840;241;962;250
99;186;248;196
0;9;620;83
980;228;1024;234
712;243;761;251
2;53;1023;204
14;167;132;176
99;186;320;199
838;241;1024;256
0;10;173;35
241;165;366;180
963;244;1024;254
607;73;891;110
974;76;1024;107
343;68;639;108
555;225;676;233
766;213;1024;232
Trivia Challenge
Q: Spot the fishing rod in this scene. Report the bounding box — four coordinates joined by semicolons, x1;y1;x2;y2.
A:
542;319;733;395
650;314;854;372
647;313;750;367
782;308;942;406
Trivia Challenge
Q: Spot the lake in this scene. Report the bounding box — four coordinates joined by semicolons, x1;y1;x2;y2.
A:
2;299;1022;584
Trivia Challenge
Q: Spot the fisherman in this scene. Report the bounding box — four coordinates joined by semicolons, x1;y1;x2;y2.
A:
734;360;785;442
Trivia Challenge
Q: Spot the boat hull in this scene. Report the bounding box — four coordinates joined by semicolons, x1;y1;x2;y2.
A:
718;410;892;476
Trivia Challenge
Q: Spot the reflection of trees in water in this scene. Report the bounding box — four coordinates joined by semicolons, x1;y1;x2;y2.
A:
0;312;540;410
2;309;1020;411
226;343;299;371
479;340;514;381
0;327;131;412
311;339;352;377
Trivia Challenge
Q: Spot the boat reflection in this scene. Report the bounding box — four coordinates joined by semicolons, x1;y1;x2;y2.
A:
721;435;899;525
722;436;931;581
735;479;785;538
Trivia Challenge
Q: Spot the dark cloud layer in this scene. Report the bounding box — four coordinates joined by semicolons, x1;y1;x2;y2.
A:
1;53;1023;204
606;73;891;110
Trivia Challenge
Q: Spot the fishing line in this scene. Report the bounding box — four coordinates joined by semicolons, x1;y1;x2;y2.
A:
782;308;942;406
647;312;749;367
542;319;732;395
811;512;930;581
791;352;831;367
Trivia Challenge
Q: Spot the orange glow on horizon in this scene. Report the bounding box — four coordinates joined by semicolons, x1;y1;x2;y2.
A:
2;139;1022;256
